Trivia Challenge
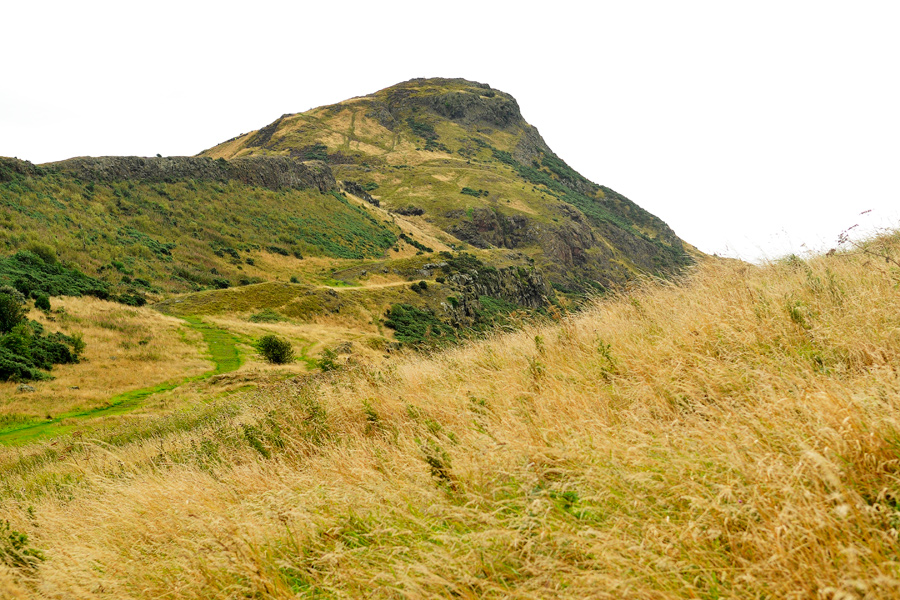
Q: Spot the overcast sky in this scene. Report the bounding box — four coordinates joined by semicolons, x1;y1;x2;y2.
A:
2;1;898;262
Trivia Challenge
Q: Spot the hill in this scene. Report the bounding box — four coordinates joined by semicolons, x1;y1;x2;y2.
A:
1;232;898;597
200;77;695;293
0;78;698;434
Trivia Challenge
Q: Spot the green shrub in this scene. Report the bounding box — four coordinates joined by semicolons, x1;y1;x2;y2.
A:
461;187;488;197
399;233;432;253
25;242;56;265
0;291;25;334
384;304;456;347
255;334;294;364
0;251;110;300
0;322;83;381
34;293;50;311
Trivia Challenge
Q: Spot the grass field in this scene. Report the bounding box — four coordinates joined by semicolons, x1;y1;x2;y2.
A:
2;232;899;597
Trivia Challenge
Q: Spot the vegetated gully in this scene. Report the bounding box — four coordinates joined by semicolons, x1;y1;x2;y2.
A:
0;316;241;445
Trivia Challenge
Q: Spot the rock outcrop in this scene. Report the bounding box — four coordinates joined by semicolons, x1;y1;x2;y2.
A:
44;155;336;192
445;264;554;326
0;157;44;182
367;78;526;132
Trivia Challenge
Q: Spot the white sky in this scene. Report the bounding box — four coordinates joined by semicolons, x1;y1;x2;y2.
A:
2;1;898;262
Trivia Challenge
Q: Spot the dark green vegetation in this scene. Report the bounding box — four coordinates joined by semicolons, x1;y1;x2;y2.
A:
255;334;294;364
0;288;83;381
0;159;399;295
0;250;109;300
399;232;432;253
384;304;457;347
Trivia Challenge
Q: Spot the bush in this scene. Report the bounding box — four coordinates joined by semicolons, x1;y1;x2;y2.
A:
461;187;488;197
25;243;56;265
384;304;457;346
0;251;109;300
0;292;25;334
34;293;50;311
255;334;294;364
0;323;84;381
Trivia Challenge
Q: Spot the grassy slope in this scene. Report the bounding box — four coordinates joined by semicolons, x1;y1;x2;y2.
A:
2;234;900;597
0;172;399;295
201;78;694;289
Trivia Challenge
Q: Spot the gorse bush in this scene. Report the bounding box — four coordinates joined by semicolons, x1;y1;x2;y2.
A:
0;251;110;300
255;334;294;364
0;287;84;381
0;321;84;381
34;293;51;312
0;290;25;334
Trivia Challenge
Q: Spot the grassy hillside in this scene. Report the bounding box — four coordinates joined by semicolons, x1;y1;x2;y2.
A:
2;233;899;597
0;162;399;296
0;79;699;434
201;77;695;292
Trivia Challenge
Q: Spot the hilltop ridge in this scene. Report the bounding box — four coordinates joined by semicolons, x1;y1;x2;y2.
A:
201;77;695;292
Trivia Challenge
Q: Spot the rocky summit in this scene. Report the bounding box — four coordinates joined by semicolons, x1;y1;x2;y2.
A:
201;77;697;293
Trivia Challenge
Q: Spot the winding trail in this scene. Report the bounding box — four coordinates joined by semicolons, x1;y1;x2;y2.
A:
0;317;242;445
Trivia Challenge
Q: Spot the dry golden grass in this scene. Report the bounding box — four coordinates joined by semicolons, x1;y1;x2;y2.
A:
0;297;208;422
3;236;900;598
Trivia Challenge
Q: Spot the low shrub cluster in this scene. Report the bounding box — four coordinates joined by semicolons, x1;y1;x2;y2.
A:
460;187;489;197
399;233;432;253
0;250;109;300
0;288;84;381
384;303;456;347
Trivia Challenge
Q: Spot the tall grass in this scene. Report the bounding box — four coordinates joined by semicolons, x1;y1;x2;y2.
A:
3;235;900;598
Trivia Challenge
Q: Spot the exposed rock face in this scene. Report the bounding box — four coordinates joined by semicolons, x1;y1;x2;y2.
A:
0;157;43;182
445;264;554;326
512;125;553;166
342;180;379;206
44;156;336;192
367;78;525;132
448;208;536;250
230;157;335;192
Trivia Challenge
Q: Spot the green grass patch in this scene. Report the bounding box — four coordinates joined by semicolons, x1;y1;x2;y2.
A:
0;317;242;445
